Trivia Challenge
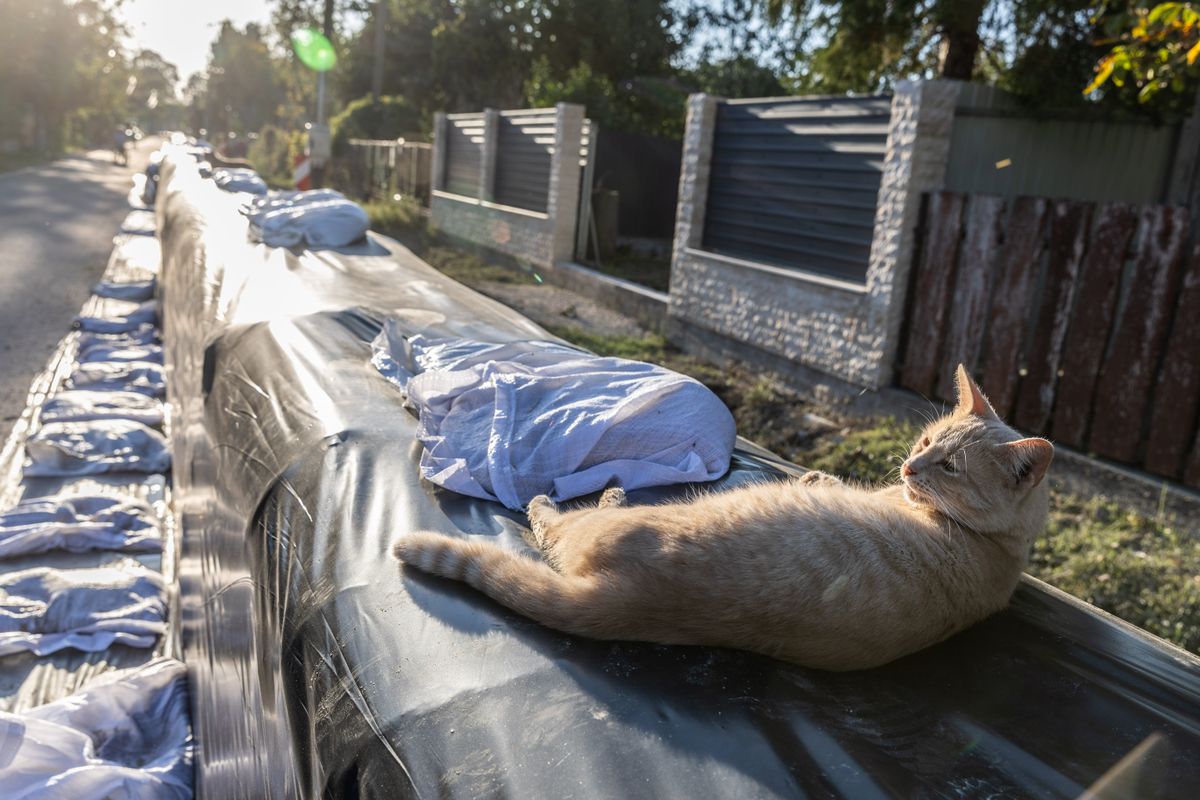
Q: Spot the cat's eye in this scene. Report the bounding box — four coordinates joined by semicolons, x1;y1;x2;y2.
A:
942;459;956;474
918;436;930;450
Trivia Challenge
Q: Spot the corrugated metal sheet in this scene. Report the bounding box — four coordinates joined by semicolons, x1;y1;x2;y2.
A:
494;108;556;212
444;113;485;198
702;96;892;284
946;95;1179;204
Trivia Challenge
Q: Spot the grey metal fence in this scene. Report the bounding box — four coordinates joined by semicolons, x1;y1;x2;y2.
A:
945;84;1180;205
701;95;892;284
444;113;485;198
495;108;556;212
346;138;433;204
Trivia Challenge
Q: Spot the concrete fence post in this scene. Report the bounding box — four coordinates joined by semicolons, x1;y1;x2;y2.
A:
430;112;447;193
669;93;720;292
480;108;500;202
861;78;961;388
547;102;585;264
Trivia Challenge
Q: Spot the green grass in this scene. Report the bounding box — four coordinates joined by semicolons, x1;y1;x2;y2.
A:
806;420;1200;655
586;247;671;292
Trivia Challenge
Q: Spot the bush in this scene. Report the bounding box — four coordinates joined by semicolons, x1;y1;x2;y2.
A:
329;95;422;157
248;124;306;188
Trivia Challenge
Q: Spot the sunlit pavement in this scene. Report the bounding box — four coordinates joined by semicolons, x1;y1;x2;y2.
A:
0;138;158;444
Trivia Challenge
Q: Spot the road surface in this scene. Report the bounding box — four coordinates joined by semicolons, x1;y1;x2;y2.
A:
0;141;155;445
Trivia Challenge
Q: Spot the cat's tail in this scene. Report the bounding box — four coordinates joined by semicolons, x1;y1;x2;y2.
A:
394;532;607;636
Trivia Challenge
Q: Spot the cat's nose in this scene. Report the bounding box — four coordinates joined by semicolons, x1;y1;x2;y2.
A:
902;462;916;477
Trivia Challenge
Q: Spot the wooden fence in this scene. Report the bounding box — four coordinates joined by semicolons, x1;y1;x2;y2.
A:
898;191;1200;487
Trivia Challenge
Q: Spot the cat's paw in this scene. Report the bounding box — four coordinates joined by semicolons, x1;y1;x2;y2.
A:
528;494;556;512
598;486;627;508
800;471;842;487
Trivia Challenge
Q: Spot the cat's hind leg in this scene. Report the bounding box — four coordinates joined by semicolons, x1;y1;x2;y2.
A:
598;486;627;508
527;494;562;550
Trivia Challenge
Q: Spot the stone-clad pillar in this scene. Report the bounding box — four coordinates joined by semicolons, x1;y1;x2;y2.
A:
480;108;499;202
547;102;585;264
862;79;961;387
668;94;721;312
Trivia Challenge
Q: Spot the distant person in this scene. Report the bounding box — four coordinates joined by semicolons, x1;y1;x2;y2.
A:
113;126;128;166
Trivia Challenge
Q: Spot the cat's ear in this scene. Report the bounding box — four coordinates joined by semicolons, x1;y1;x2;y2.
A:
954;364;998;420
999;438;1054;488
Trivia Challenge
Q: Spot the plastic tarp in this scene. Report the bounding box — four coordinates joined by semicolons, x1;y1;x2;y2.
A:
0;494;161;559
0;657;193;799
375;331;736;509
155;149;1200;798
0;561;166;656
23;420;170;477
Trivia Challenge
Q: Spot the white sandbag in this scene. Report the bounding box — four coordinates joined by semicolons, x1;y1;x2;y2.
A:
372;327;737;510
92;277;156;302
66;361;166;397
24;420;171;477
212;167;267;195
39;390;164;427
75;299;157;334
78;341;164;365
0;658;193;800
119;210;156;236
251;198;370;249
0;493;161;559
0;561;166;656
77;324;159;352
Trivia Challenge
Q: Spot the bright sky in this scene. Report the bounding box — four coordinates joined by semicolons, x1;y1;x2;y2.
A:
122;0;275;83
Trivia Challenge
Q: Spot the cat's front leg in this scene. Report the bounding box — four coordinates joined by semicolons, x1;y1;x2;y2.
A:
799;470;842;487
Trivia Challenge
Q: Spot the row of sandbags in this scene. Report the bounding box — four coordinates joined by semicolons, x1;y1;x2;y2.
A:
0;184;192;798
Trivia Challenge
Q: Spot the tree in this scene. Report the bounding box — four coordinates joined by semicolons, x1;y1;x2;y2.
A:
198;21;286;134
0;0;131;151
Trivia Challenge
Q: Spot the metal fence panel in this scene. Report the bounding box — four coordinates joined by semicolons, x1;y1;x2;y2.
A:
701;96;892;283
494;109;556;212
444;113;485;198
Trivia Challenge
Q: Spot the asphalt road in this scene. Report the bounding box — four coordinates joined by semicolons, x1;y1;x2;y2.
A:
0;141;156;445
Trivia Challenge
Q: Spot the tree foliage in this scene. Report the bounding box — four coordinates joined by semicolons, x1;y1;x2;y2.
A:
1084;2;1200;112
0;0;148;152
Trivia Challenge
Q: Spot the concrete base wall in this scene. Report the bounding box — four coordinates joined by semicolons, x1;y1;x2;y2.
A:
431;191;555;267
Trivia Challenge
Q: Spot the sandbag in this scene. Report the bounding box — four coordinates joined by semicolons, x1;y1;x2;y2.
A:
24;420;170;477
0;658;193;799
0;493;161;560
0;561;166;656
66;361;166;397
39;390;164;427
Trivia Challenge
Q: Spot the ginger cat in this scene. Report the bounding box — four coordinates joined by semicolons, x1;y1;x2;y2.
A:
394;365;1053;671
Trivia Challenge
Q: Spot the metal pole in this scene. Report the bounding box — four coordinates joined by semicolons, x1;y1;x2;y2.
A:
316;73;326;125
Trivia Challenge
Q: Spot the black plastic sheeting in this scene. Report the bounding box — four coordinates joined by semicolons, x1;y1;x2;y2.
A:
156;151;1200;799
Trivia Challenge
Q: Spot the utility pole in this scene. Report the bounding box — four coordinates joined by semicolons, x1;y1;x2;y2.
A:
372;1;387;102
312;0;336;188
